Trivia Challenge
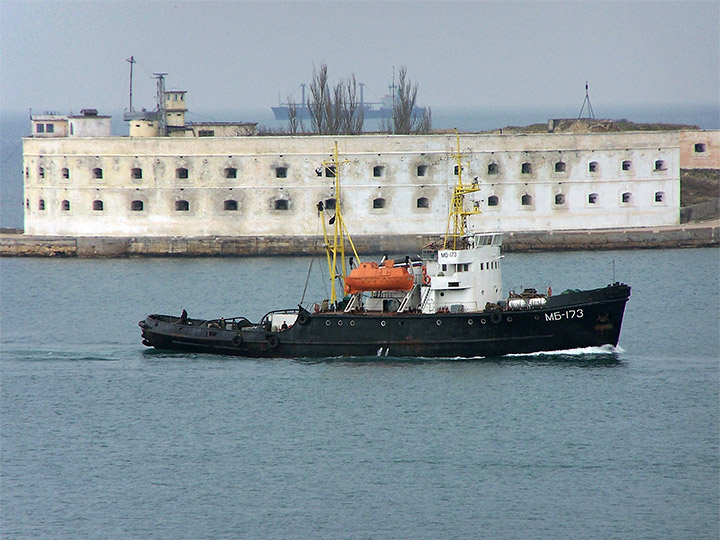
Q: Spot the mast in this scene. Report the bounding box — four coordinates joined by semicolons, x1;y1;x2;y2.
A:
126;56;136;112
153;72;168;136
320;142;360;305
443;130;482;250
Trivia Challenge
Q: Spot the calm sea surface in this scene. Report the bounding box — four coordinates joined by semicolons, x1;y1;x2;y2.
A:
1;248;718;539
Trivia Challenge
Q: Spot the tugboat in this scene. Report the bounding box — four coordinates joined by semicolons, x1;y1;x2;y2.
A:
139;137;631;358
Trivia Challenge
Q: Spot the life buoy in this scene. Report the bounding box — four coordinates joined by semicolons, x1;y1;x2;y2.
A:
491;312;502;324
298;312;309;325
422;266;431;286
313;303;320;313
267;335;279;349
232;334;242;346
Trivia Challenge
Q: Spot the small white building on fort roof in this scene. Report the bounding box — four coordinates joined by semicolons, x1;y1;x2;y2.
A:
22;90;716;239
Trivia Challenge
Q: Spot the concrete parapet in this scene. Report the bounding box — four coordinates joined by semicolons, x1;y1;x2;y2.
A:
680;199;720;223
1;225;717;258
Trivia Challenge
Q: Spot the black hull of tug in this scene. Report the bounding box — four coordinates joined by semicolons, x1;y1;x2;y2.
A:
140;284;630;359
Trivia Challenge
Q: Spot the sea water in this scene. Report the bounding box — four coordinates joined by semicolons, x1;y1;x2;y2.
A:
1;248;718;539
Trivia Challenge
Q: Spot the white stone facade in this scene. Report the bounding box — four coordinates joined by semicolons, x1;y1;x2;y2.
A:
22;132;679;237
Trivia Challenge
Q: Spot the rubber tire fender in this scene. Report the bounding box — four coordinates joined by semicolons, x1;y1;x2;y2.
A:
232;334;243;346
297;311;310;325
267;335;280;349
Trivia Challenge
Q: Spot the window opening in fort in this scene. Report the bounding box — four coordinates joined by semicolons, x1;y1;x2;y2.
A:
224;200;238;211
588;193;598;204
622;192;632;204
275;199;289;210
325;166;336;178
176;168;189;179
36;124;44;133
46;124;54;133
417;165;428;176
131;200;144;211
325;198;336;210
62;200;70;211
25;199;29;209
589;161;599;172
694;143;706;153
276;167;288;178
488;195;499;207
132;168;142;179
38;167;44;178
555;194;565;205
488;163;498;175
93;168;103;179
655;191;665;203
373;166;385;177
93;200;104;211
521;162;532;174
225;167;237;179
39;199;45;211
654;160;666;171
62;168;70;179
417;197;429;209
622;160;632;171
175;200;189;211
555;161;566;173
198;130;215;137
373;197;386;209
454;165;463;175
521;194;532;206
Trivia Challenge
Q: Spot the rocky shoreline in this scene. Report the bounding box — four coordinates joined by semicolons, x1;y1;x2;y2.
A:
1;221;718;257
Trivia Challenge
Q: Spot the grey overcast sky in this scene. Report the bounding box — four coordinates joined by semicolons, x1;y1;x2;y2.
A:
1;0;718;115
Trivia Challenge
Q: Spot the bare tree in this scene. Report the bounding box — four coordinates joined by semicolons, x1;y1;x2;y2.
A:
416;107;432;134
287;96;299;134
393;67;418;134
342;75;364;134
308;63;330;134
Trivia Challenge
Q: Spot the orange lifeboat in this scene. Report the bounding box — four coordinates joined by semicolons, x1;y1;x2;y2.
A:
344;259;414;294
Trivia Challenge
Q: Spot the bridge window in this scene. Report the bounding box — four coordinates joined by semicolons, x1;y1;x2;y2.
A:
373;197;386;209
487;163;498;175
131;200;144;211
93;200;104;211
131;168;142;179
417;165;428;176
488;195;499;207
622;160;632;171
588;193;599;204
521;162;532;174
588;161;599;172
694;143;706;153
39;199;45;211
655;191;665;203
373;165;385;177
555;161;566;173
224;199;238;211
225;167;237;178
416;197;429;209
61;200;70;211
62;168;70;179
521;194;533;206
276;166;287;178
175;200;189;211
93;168;103;179
275;199;289;210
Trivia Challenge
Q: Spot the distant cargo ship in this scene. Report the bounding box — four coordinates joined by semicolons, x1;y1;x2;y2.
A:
271;83;426;121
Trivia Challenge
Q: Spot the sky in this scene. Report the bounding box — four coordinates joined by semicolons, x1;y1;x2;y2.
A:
0;0;718;117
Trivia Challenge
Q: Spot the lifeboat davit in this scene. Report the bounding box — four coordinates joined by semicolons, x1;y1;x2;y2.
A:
344;259;414;294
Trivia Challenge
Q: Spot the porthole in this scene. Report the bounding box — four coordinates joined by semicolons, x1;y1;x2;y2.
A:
481;318;487;325
349;320;355;327
507;316;513;322
337;320;343;326
534;315;540;320
467;319;474;325
380;320;387;327
398;321;404;326
325;320;331;326
436;320;442;326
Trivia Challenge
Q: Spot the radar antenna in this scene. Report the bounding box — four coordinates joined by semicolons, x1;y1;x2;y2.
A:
578;81;595;119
